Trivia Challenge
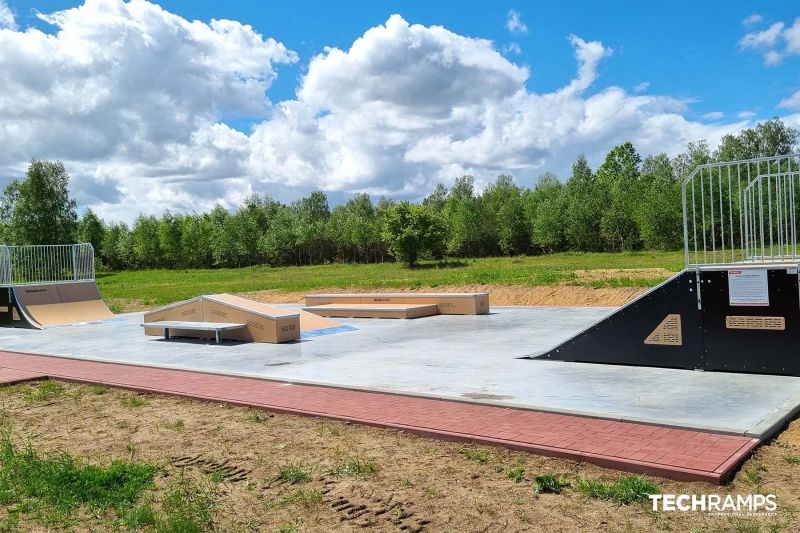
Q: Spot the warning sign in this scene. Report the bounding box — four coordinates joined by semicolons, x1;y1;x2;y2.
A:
728;269;769;306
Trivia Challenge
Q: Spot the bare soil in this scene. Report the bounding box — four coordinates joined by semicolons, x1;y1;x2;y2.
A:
0;381;797;532
240;284;650;308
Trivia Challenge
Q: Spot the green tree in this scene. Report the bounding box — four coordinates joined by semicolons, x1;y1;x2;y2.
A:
596;142;643;251
180;214;214;268
333;193;380;262
443;176;485;256
382;202;445;267
482;175;528;255
563;156;603;251
157;211;183;267
716;118;799;161
422;184;448;211
131;215;161;268
259;206;300;266
526;173;565;252
99;222;128;270
77;209;106;257
1;159;77;244
637;154;682;249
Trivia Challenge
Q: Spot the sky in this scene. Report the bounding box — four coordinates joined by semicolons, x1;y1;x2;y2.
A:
0;0;799;223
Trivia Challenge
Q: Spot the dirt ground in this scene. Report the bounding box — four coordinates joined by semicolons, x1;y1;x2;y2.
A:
1;381;797;532
239;284;649;308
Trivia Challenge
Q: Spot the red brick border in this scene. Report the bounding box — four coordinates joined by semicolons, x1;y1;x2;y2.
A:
0;350;758;484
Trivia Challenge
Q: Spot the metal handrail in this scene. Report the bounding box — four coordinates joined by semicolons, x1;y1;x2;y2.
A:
682;154;800;268
0;243;95;287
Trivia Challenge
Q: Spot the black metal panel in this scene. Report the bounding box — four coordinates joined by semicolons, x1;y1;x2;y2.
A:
536;271;704;370
0;287;34;329
701;268;800;376
0;288;12;326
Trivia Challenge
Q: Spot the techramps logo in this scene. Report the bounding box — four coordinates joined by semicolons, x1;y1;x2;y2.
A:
649;493;777;517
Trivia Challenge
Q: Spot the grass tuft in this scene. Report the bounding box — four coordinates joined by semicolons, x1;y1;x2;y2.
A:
533;474;570;494
506;467;526;483
574;475;658;505
22;381;64;403
120;394;148;408
783;453;800;465
278;464;312;485
247;412;270;423
281;488;323;507
459;447;491;463
328;457;378;478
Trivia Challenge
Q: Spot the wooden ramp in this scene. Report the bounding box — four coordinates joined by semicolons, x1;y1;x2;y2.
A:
4;282;114;329
303;303;439;319
143;294;344;343
304;292;490;315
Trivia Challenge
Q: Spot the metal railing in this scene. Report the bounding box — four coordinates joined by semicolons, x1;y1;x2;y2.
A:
682;154;800;268
0;244;95;287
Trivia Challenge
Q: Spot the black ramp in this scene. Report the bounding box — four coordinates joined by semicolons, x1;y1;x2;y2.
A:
701;268;800;376
536;271;703;370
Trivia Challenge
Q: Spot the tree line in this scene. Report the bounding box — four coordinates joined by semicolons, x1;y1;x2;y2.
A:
1;119;797;268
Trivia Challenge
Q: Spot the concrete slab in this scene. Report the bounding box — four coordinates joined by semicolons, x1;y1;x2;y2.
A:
1;305;799;438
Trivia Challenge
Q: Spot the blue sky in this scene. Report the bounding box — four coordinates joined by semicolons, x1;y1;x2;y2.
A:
0;0;798;221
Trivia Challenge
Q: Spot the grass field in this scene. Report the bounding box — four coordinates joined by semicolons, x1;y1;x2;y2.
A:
97;251;684;310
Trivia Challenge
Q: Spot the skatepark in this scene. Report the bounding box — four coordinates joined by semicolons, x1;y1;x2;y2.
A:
2;154;800;485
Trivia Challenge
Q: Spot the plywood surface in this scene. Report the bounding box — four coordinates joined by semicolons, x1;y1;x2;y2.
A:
304;292;489;315
14;282;114;328
303;303;439;319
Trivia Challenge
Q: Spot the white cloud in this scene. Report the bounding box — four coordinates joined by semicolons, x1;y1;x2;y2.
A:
0;5;760;222
0;0;296;219
739;17;800;65
506;9;528;35
737;110;757;119
742;14;763;26
700;111;724;120
780;90;800;110
633;81;650;93
503;42;522;55
0;0;16;30
249;17;740;199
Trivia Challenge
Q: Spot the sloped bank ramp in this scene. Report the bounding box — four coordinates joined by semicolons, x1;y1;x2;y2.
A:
534;266;800;377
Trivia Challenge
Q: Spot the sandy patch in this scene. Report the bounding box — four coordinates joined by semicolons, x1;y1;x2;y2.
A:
572;268;674;283
239;284;649;308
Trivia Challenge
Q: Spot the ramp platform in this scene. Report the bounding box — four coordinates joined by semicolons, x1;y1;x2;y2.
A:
0;244;114;329
303;303;439;319
304;292;489;315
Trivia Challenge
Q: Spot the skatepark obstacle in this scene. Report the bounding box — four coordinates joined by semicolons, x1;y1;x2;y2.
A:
143;293;343;343
537;154;800;377
304;292;489;317
303;303;439;319
0;244;114;328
